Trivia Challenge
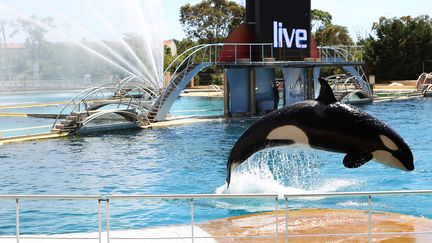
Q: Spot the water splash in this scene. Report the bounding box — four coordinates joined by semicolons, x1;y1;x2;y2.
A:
216;147;362;198
0;0;163;88
40;1;149;81
83;1;156;83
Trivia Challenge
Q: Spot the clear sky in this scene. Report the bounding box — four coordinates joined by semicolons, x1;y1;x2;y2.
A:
163;0;432;41
0;0;430;42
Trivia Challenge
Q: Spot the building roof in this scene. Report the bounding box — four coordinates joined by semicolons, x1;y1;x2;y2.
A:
164;40;177;56
0;43;26;49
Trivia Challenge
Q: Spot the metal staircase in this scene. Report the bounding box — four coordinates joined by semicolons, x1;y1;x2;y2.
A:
319;46;368;82
149;43;274;122
147;63;197;121
147;43;228;122
147;62;213;121
52;113;79;133
319;46;373;102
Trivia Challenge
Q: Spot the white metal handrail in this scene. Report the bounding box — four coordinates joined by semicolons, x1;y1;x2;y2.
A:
318;45;365;62
0;195;102;243
416;72;432;90
1;190;432;242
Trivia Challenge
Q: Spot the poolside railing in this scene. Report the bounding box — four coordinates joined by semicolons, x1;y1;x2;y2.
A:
1;190;432;242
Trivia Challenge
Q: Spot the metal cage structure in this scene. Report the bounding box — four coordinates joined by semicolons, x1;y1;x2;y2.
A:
52;76;158;134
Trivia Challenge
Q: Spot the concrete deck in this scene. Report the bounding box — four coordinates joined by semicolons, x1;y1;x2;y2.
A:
200;209;432;242
0;226;215;243
2;209;431;242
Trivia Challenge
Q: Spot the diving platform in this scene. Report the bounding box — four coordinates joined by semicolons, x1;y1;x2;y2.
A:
148;43;370;122
51;43;370;135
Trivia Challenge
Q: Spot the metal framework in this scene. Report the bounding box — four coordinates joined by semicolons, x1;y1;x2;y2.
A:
416;72;432;91
1;190;432;242
52;43;369;130
318;45;365;62
149;43;275;121
52;76;158;133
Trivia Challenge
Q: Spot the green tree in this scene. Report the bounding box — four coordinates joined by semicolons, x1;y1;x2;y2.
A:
174;38;197;55
311;9;353;46
364;15;432;81
10;16;55;79
315;24;353;46
164;38;197;73
180;0;245;43
163;46;175;71
0;19;9;48
311;9;332;34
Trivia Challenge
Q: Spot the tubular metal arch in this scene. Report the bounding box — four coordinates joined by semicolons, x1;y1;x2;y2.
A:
80;109;148;127
52;80;155;133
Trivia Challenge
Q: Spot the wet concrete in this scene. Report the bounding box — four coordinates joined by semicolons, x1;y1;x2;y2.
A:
200;209;432;242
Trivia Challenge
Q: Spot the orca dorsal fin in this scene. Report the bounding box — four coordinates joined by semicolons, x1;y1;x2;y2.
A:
316;77;337;104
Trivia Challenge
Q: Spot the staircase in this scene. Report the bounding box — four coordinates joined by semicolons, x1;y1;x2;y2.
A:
147;64;197;121
320;47;372;99
341;66;367;87
147;62;213;122
334;91;349;101
51;113;81;134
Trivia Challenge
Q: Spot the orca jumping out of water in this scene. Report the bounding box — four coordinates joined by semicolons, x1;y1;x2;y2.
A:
226;77;414;186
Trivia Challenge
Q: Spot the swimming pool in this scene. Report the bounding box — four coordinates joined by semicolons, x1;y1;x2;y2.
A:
0;94;431;235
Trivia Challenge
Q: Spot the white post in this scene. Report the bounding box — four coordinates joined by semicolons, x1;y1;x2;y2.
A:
191;198;194;243
275;197;279;243
368;195;372;243
285;197;288;243
106;199;110;243
98;199;102;243
16;199;19;243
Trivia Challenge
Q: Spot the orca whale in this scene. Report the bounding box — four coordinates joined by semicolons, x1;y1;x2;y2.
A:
226;77;414;186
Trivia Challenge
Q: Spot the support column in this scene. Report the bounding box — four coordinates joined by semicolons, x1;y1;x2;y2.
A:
248;68;256;115
306;68;314;99
223;72;230;117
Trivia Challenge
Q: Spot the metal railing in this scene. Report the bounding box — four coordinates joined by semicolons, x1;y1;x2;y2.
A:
318;45;365;62
151;43;274;120
1;190;432;242
330;75;372;95
0;195;102;243
106;193;279;242
416;72;432;91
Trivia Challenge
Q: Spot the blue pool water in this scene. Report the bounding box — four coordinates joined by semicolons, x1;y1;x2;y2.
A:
0;93;432;235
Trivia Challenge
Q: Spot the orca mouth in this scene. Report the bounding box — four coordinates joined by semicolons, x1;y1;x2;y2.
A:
394;149;414;171
372;149;414;171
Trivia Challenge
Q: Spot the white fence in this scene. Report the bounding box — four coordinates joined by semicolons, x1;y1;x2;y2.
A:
1;190;432;242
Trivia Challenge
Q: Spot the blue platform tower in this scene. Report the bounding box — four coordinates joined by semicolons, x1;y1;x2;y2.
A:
223;0;318;117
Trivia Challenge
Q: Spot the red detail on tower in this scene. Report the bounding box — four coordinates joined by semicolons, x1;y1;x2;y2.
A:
310;37;319;59
218;24;255;63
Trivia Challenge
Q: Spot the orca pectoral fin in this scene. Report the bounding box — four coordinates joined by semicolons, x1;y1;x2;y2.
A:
343;151;373;168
